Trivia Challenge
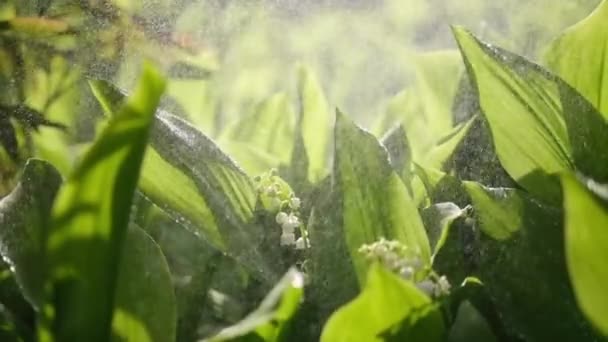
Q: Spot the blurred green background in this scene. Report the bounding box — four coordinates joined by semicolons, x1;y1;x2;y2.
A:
0;0;600;192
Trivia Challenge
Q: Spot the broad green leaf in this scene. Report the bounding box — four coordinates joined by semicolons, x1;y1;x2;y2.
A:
448;301;496;342
148;111;276;282
297;66;331;183
421;115;475;170
545;0;608;118
89;79;277;282
410;50;463;139
166;80;216;136
139;148;223;248
0;159;61;308
220;141;280;176
453;27;572;201
89;79;126;116
464;183;523;241
307;187;359;324
449;116;517;189
455;27;608;198
420;202;465;257
39;64;166;342
414;165;468;206
320;264;444;342
381;124;412;183
559;82;608;184
89;79;223;250
374;50;463;160
561;175;608;336
137;204;223;342
111;225;177;342
464;181;598;341
205;269;304;342
221;92;295;168
334;111;430;283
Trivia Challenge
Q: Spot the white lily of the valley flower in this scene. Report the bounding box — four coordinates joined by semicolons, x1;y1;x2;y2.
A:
434;275;451;297
399;266;414;280
281;213;300;231
295;236;309;250
280;232;296;246
289;196;301;210
416;280;435;297
276;211;288;225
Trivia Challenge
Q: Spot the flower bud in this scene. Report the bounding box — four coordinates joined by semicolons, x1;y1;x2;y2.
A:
295;237;309;250
276;211;288;225
289;196;301;210
280;233;296;246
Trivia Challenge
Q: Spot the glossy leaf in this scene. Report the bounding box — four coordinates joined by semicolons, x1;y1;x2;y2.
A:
375;51;463;160
421;115;475;170
320;264;444;342
420;202;465;257
89;79;277;282
111;225;177;342
448;301;496;342
381;124;412;183
454;27;572;201
455;27;608;199
545;0;608;118
0;159;61;308
148;110;276;282
221;92;295;171
334;111;431;283
137;204;222;342
297;66;331;183
561;175;608;336
464;181;598;341
39;64;166;342
205;269;304;342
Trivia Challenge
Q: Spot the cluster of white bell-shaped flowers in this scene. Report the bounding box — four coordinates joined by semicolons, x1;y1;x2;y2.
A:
359;238;450;298
254;169;309;250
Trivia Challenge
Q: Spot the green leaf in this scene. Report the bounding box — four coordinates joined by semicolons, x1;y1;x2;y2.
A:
453;27;572;201
220;141;280;176
381;124;412;183
88;79;125;116
39;63;166;342
374;50;463;160
464;181;598;341
411;50;463;134
561;175;608;336
148;110;276;282
1;17;69;36
464;183;523;241
139;148;223;249
448;301;496;342
221;92;295;169
420;115;475;170
559;82;608;184
545;0;608;118
334;111;431;283
205;269;304;342
89;79;277;283
455;27;608;199
136;204;222;342
0;159;61;309
111;225;177;342
420;202;465;257
297;65;331;183
414;164;468;207
320;264;444;342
